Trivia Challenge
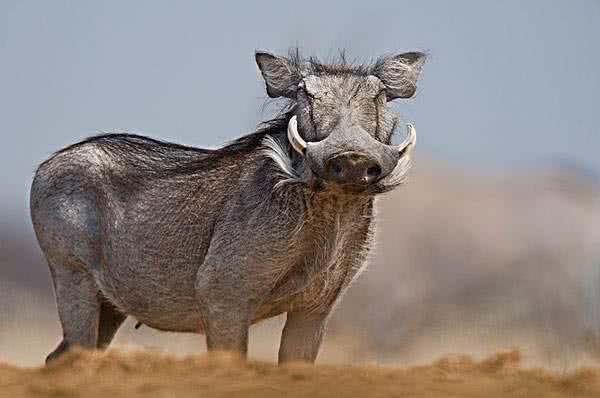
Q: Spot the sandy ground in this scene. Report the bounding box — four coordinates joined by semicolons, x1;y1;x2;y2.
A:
1;349;599;398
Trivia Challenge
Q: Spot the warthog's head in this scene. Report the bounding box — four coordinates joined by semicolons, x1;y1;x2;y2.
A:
256;49;426;194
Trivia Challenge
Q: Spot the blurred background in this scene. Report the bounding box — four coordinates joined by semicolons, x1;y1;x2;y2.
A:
1;0;600;368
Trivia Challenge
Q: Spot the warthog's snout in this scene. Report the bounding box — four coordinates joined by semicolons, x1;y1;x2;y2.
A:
288;115;416;187
324;152;382;185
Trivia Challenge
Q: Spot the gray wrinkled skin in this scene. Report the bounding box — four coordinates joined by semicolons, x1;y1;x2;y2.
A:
30;49;426;364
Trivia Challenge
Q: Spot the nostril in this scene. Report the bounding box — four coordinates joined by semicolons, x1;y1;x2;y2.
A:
325;154;382;184
366;165;381;179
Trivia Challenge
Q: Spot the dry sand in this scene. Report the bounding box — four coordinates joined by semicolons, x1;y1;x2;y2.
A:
1;349;599;398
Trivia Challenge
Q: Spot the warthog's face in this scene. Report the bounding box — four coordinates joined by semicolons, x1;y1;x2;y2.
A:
256;50;426;193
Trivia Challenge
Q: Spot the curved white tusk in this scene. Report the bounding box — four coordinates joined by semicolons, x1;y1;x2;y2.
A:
397;123;416;156
287;115;307;155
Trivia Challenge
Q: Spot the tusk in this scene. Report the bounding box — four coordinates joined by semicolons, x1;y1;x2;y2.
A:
397;123;416;156
287;116;307;155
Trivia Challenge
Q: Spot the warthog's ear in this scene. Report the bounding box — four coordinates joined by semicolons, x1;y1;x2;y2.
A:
373;51;427;100
255;51;301;99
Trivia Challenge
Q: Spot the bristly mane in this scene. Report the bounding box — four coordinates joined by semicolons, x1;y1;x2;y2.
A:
285;47;375;77
40;105;297;179
284;47;424;81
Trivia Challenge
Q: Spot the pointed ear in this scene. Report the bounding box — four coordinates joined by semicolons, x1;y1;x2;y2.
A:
255;51;301;99
373;51;427;100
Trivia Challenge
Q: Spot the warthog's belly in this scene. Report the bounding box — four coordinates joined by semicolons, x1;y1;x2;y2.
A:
128;300;291;334
96;236;346;333
100;275;294;334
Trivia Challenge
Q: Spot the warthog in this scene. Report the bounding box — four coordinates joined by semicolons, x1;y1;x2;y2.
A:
30;48;425;364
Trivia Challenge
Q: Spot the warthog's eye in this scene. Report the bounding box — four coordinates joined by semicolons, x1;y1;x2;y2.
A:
302;87;319;102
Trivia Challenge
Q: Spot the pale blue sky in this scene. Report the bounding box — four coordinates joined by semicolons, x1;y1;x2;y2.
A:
1;1;599;220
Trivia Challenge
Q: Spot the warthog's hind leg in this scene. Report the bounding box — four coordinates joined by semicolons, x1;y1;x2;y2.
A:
46;260;101;364
97;300;127;349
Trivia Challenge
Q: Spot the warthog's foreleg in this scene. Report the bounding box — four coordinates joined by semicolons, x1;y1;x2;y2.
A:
278;311;329;363
202;305;250;355
194;190;305;358
195;255;264;357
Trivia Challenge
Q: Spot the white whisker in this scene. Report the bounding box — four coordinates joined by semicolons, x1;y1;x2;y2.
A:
261;135;301;188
